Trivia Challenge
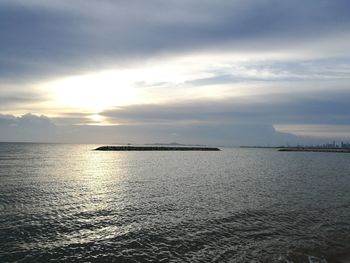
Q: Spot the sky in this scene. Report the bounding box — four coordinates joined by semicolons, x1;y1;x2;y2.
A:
1;0;350;145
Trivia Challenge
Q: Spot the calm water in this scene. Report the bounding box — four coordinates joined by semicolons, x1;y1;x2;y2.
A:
1;143;350;263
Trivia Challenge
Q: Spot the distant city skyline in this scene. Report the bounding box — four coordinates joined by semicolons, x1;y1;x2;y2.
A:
1;0;350;144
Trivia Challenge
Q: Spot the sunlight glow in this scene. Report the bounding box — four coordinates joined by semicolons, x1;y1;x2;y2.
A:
47;70;139;112
43;51;295;115
89;114;105;123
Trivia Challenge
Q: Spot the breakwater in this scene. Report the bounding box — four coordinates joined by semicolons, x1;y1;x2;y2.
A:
95;146;221;151
278;147;350;153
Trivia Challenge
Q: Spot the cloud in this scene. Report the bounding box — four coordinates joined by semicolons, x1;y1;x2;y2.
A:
0;114;56;142
0;93;44;109
1;0;350;82
1;1;350;144
0;112;299;145
2;90;349;144
274;124;350;139
100;87;350;127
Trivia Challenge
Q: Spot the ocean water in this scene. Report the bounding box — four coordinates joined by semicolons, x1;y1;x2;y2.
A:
1;143;350;263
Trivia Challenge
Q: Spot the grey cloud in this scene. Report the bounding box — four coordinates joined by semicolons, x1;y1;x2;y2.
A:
2;92;348;144
0;112;299;145
51;112;102;126
189;58;350;87
1;0;350;82
0;114;16;125
101;89;350;127
0;113;56;142
0;94;43;107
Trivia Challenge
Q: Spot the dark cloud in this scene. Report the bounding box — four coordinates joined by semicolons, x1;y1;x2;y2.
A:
1;0;350;81
0;113;56;142
0;94;43;107
0;111;299;145
101;88;350;127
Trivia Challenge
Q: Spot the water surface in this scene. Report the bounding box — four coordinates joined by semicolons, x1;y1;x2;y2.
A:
1;143;350;262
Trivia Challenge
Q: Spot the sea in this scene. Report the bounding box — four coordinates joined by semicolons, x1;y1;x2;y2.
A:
1;143;350;263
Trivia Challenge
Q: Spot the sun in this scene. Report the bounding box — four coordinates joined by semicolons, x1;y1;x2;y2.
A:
89;114;105;123
46;70;138;112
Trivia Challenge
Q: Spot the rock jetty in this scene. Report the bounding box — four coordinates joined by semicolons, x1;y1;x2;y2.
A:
278;147;350;153
95;146;221;151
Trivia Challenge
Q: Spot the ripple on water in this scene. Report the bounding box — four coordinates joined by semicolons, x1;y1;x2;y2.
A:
1;144;350;262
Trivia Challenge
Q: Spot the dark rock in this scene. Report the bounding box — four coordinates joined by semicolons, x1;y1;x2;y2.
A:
95;146;221;151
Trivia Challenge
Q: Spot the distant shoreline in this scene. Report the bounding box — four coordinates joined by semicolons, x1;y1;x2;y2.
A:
95;146;221;151
240;146;350;153
278;147;350;153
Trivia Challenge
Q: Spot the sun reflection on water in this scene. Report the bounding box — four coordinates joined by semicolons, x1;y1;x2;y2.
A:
56;146;132;245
